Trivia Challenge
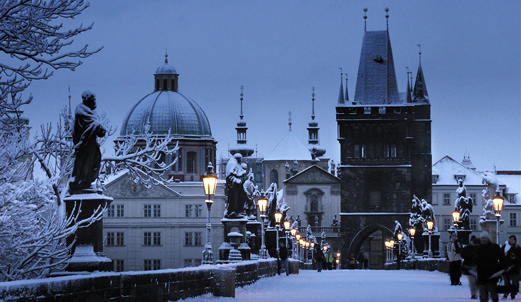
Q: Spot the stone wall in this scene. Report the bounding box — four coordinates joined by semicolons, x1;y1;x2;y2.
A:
384;259;449;273
0;259;299;302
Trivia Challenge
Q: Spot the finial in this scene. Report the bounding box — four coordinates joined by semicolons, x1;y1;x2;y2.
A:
385;8;389;30
68;84;72;117
288;111;292;131
417;44;422;65
165;48;169;64
311;87;316;121
345;73;349;101
239;85;244;120
363;8;368;31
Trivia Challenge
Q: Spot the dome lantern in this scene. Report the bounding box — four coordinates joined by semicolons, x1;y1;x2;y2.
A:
155;52;179;92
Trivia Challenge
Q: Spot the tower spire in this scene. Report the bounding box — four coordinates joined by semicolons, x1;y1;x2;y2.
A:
406;67;412;103
417;44;422;66
311;86;315;121
363;8;368;31
337;68;345;105
288;111;292;131
413;44;429;102
165;49;168;64
345;74;349;101
240;85;244;120
385;8;389;31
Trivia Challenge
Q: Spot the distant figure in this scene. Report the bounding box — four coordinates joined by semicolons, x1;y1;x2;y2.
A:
461;236;479;299
501;235;521;300
69;91;107;194
447;233;462;286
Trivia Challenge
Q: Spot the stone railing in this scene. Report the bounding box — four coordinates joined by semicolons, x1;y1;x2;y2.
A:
384;258;449;273
0;259;299;302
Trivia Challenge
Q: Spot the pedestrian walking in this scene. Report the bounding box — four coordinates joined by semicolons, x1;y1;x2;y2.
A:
462;236;479;299
279;241;289;276
447;233;463;285
357;252;366;269
476;231;504;302
326;250;334;270
501;235;521;300
314;248;325;272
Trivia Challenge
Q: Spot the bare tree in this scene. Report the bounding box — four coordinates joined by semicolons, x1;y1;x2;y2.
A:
0;0;102;130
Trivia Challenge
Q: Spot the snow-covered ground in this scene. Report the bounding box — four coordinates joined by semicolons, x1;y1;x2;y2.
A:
183;269;482;302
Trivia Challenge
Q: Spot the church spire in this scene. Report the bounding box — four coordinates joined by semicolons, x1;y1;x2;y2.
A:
363;8;368;31
413;44;429;102
229;85;254;157
337;68;345;105
308;87;326;157
406;67;412;103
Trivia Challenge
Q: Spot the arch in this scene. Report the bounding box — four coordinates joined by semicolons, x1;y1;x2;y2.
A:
343;222;394;269
270;169;279;188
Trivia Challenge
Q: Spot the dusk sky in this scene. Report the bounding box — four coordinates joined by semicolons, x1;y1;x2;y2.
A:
24;1;520;172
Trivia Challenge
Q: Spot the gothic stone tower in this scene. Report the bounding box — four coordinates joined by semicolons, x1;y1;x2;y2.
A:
336;19;431;268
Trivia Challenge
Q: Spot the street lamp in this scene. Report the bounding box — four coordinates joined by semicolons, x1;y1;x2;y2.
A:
384;240;390;263
202;162;218;265
426;220;434;258
390;239;395;262
409;227;416;259
275;211;282;261
257;192;268;259
283;220;290;248
396;232;403;265
493;190;504;244
452;210;460;229
336;252;341;269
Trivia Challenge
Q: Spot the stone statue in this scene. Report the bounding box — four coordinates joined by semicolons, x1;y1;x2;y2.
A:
285;162;290;179
409;195;423;230
480;187;495;223
265;183;278;227
454;179;473;229
243;168;259;219
421;199;437;232
331;215;338;226
314;215;319;226
393;220;403;237
69;91;107;194
225;153;247;218
306;224;312;237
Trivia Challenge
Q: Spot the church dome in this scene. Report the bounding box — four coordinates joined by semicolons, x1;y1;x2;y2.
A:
120;55;212;137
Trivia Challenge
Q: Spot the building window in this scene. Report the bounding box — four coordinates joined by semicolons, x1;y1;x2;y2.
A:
185;232;203;246
470;217;477;231
354;145;360;158
443;194;451;205
153;204;161;217
378;107;386;114
144;204;151;217
364;107;371;114
184;259;202;268
185;204;202;217
384;145;390;158
390;145;397;158
187;151;197;173
155;79;159;91
510;213;517;227
270;169;279;188
470;193;477;206
144;232;161;246
107;232;124;246
361;145;367;158
444;217;452;231
163;79;167;91
108;204;124;217
144;259;161;271
114;260;124;272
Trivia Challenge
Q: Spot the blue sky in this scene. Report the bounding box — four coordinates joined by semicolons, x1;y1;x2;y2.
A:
24;0;520;171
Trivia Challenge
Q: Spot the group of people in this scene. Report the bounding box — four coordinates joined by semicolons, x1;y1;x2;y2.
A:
448;231;521;301
312;248;337;272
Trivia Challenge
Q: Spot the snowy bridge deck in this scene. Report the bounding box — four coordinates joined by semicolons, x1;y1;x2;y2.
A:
185;269;478;302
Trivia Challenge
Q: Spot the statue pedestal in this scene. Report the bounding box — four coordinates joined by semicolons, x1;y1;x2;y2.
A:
218;218;250;262
64;192;113;272
480;219;504;244
422;232;440;258
456;229;472;245
246;220;261;255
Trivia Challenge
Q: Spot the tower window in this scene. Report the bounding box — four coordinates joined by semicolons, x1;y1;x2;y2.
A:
155;79;159;91
187;151;197;173
270;169;279;188
163;79;168;90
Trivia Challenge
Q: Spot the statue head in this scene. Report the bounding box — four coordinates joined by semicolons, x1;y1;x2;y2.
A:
81;90;96;110
458;179;463;186
233;153;242;163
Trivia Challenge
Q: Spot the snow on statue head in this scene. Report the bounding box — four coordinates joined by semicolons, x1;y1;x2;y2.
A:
81;90;96;110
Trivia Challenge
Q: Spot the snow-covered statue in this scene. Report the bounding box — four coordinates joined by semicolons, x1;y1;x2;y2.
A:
291;160;298;176
225;153;247;218
69;91;107;194
331;215;339;226
421;199;437;232
265;183;278;227
243;168;260;219
306;224;312;237
454;179;473;229
277;194;290;223
480;186;496;223
409;195;423;229
393;220;403;237
285;162;290;179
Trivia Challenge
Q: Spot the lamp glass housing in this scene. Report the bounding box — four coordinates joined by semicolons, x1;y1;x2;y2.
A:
409;227;416;237
290;228;297;237
257;198;268;216
203;175;218;196
397;232;403;241
493;192;504;216
452;210;460;223
426;220;434;231
323;245;328;252
311;242;315;249
283;220;290;231
296;234;301;241
274;212;282;224
390;240;395;248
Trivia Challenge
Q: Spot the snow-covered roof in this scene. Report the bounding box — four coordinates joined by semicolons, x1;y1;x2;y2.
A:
264;131;311;161
432;156;485;186
496;174;521;196
354;30;400;105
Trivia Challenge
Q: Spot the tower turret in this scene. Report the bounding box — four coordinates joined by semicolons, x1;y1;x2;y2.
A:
307;87;326;158
229;86;254;157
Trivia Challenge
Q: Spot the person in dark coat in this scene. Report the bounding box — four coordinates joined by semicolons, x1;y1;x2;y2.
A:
462;236;479;299
314;248;325;272
501;235;521;299
279;241;289;276
476;231;504;302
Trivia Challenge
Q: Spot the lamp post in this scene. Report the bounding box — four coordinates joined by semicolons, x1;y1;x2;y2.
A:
409;227;416;259
310;241;315;262
257;193;268;259
396;232;403;267
283;220;290;249
493;190;504;245
426;220;434;258
202;162;218;265
296;234;301;261
275;211;282;261
390;239;395;262
384;240;390;263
